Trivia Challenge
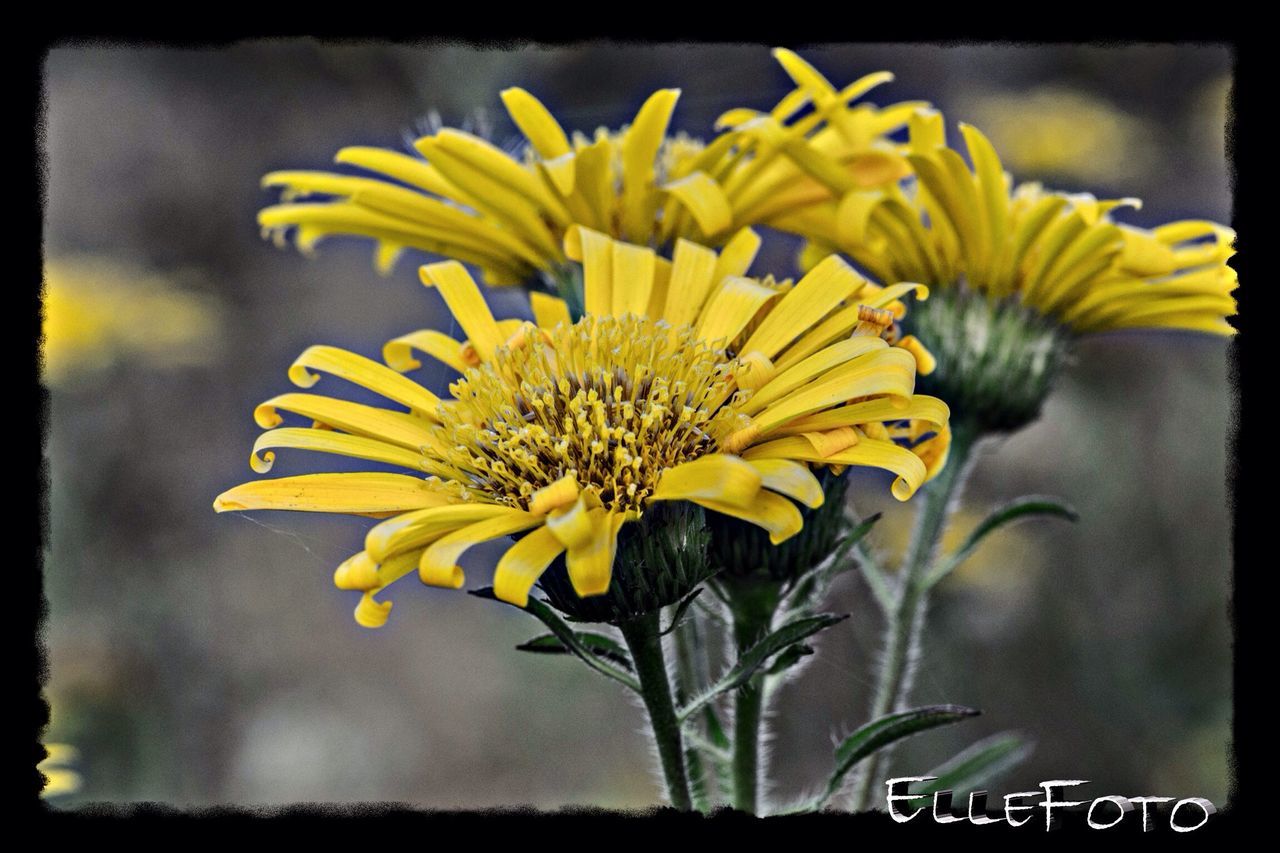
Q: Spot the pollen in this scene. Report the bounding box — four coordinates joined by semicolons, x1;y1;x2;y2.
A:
433;314;750;514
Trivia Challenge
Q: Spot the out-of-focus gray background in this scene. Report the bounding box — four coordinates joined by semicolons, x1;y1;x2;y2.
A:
40;42;1233;808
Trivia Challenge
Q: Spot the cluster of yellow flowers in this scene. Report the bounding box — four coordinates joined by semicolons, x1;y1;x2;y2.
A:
216;48;1236;631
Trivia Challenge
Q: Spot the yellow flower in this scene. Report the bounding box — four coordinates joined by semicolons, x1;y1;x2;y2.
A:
256;49;920;289
784;111;1237;337
215;229;947;627
42;256;223;386
38;743;82;798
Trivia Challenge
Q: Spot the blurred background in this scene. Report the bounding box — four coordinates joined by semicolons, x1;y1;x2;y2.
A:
40;42;1233;809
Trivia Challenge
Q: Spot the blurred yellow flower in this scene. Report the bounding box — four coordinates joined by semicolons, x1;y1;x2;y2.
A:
257;49;921;291
957;88;1147;183
786;114;1237;337
38;743;82;798
215;229;946;627
42;256;223;386
874;504;1042;590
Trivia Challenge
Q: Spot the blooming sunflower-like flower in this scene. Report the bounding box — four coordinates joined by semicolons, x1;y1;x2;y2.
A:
256;49;922;299
776;110;1238;430
214;228;947;627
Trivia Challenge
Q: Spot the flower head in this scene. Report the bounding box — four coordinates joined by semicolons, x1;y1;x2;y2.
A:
215;230;946;627
256;49;921;293
773;109;1237;431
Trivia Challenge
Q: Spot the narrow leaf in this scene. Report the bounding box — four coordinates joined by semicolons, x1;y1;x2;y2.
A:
471;587;640;692
917;732;1033;795
515;632;634;671
660;588;703;636
818;704;980;805
764;643;814;676
925;496;1078;589
678;613;848;722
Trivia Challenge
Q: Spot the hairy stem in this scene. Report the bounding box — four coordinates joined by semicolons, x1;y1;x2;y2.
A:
725;578;781;814
850;418;981;811
619;610;693;811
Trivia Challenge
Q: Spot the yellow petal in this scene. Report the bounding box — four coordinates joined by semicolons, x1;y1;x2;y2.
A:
712;228;763;281
365;503;518;562
748;458;825;508
564;508;625;597
564;225;616;317
739;255;866;359
611;239;657;317
250;427;426;474
383;329;474;374
622;89;681;243
213;473;453;515
776;394;949;436
529;475;581;515
694;276;781;346
419;261;504;362
651;454;763;508
493;525;567;607
663;171;733;239
500;88;572;158
530;291;572;330
661;238;719;328
419;512;542;588
253;393;437;452
289;345;442;417
695;489;803;544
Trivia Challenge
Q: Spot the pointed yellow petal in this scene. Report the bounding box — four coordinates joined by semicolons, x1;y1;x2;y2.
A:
500;88;572;158
621;89;681;243
712;228;762;281
213;473;452;515
419;261;504;362
493;525;567;607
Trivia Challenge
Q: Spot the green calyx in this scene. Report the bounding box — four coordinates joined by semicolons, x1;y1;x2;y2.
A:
707;467;851;585
906;284;1071;434
538;501;713;625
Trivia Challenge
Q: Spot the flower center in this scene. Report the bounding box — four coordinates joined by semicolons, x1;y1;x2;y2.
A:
436;314;748;513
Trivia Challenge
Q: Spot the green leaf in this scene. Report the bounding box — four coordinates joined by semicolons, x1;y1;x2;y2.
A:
470;588;640;692
515;632;633;671
917;732;1033;796
925;495;1078;589
764;643;813;676
677;613;848;722
817;704;980;806
660;589;702;636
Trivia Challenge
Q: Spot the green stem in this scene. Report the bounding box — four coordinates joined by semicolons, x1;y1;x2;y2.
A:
618;611;693;811
725;578;781;814
850;418;982;811
672;613;713;812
